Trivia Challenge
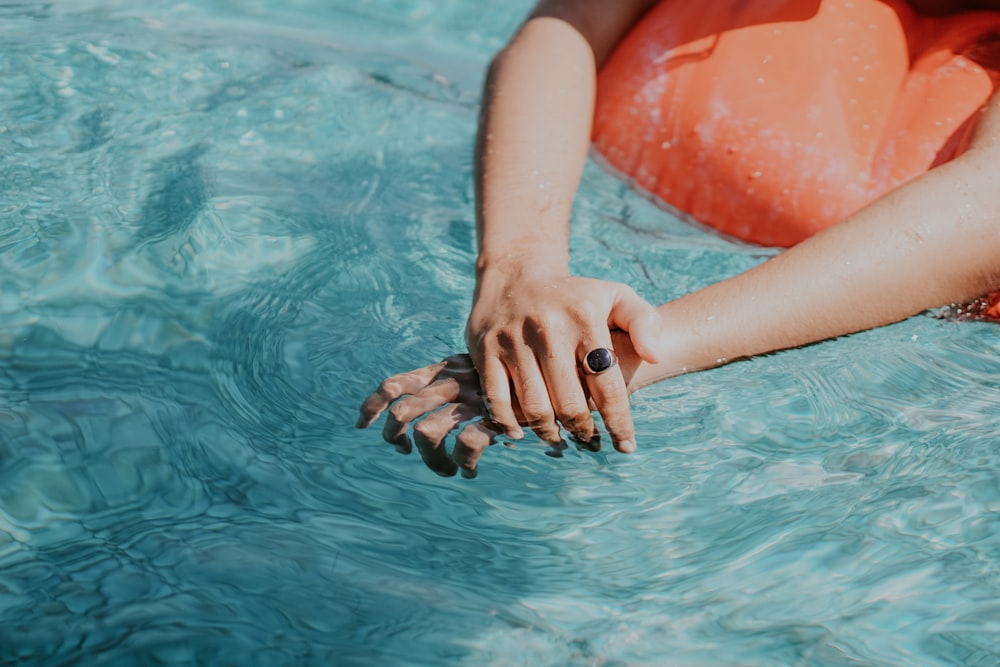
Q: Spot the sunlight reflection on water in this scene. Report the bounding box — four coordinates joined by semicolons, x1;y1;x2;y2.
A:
1;1;1000;666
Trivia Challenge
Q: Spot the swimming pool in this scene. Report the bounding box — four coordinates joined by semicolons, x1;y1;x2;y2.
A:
3;1;1000;664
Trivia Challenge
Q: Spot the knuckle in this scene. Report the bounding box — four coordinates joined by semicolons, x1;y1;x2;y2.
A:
559;409;594;434
594;378;630;404
518;399;550;422
591;387;632;430
378;377;403;397
455;432;487;457
413;419;439;443
481;393;511;417
387;401;412;423
472;333;493;354
573;299;598;321
479;376;505;396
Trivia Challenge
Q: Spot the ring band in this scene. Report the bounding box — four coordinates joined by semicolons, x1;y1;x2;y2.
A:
582;347;618;375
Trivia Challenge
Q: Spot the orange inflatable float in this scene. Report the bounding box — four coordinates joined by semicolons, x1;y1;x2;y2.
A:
593;0;1000;248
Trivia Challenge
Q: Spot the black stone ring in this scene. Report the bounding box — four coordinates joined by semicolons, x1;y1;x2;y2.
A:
582;347;618;375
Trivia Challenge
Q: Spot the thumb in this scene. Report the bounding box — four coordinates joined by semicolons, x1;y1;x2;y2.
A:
608;286;663;364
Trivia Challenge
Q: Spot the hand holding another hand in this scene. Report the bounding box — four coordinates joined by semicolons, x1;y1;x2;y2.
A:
356;324;652;478
356;354;499;478
466;268;662;453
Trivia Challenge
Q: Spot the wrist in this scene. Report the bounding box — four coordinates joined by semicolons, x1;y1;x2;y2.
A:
476;241;569;280
475;245;570;285
617;338;681;393
619;306;707;391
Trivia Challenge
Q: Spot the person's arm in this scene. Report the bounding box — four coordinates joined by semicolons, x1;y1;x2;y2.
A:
467;0;661;452
358;94;1000;478
627;93;1000;389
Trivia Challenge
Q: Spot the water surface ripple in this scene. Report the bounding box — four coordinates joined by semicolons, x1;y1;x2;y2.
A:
1;2;999;666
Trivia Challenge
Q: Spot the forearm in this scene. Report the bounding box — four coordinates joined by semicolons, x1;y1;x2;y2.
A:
632;144;1000;388
473;17;595;276
474;0;656;283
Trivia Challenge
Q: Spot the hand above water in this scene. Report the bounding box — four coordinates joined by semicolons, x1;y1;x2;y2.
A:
466;267;663;453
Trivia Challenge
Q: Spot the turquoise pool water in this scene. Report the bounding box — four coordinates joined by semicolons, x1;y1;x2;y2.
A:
3;1;1000;665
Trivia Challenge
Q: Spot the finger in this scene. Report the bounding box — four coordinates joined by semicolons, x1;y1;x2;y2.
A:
452;417;503;479
356;361;448;428
531;340;596;443
581;348;636;453
412;403;479;477
507;343;562;444
381;377;464;453
608;286;662;364
382;413;412;453
476;354;524;440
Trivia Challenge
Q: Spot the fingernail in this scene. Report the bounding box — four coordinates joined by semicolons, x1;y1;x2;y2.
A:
508;427;524;440
618;439;635;454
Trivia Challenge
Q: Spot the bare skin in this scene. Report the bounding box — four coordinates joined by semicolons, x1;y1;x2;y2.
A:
466;0;663;454
357;0;1000;477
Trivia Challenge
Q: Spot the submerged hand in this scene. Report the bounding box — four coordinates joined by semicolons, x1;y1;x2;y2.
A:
467;270;661;452
356;354;504;478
